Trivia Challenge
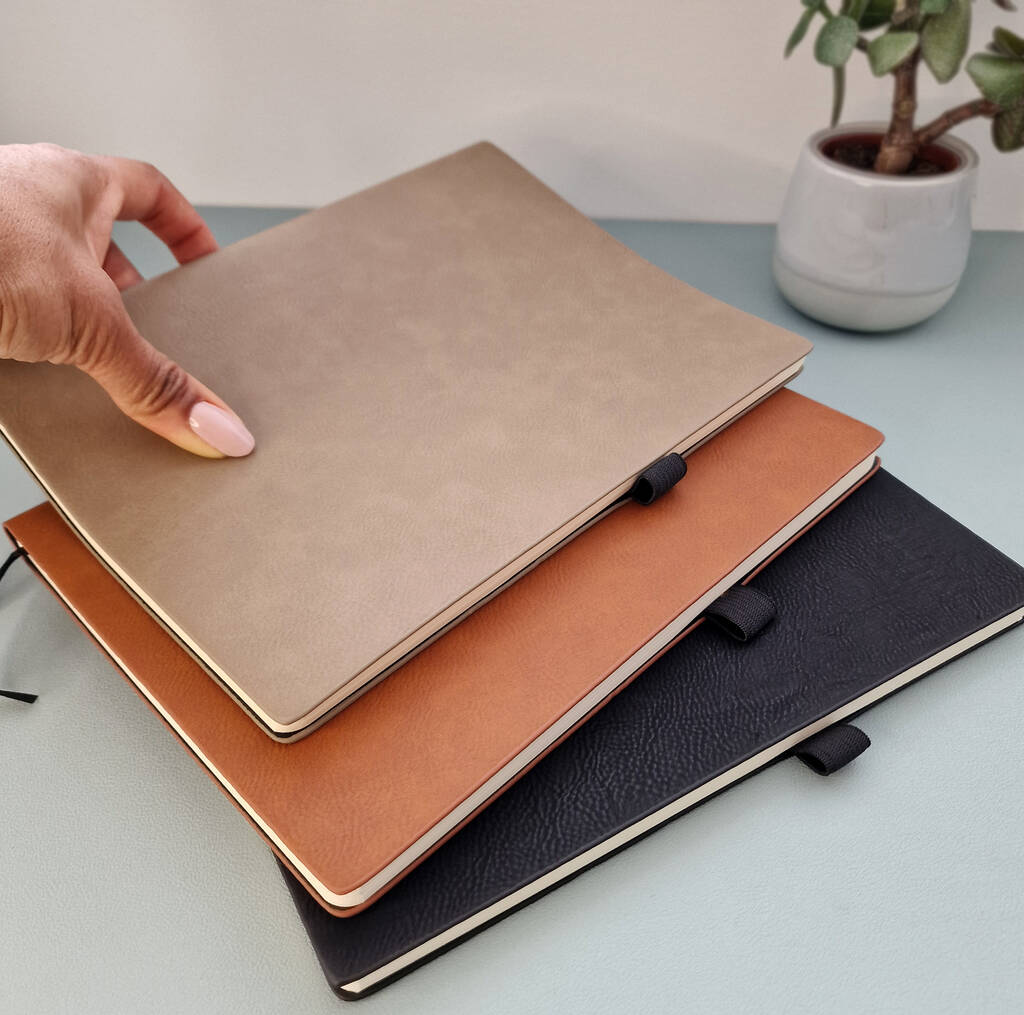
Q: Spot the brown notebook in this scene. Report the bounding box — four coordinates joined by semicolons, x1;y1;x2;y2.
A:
5;391;882;914
0;142;811;740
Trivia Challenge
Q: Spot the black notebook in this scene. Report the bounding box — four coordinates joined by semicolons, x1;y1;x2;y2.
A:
281;470;1024;999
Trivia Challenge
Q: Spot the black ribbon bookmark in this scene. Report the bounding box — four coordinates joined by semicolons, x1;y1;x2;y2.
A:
0;545;26;584
630;453;687;506
1;546;37;704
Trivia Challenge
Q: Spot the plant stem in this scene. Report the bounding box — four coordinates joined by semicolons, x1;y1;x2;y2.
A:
915;99;999;145
890;0;914;29
875;49;921;174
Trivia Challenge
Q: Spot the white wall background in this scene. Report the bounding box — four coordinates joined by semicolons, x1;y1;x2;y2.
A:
1;1;1021;227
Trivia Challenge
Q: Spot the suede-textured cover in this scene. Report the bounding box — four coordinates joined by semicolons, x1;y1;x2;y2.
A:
0;141;811;734
4;391;881;915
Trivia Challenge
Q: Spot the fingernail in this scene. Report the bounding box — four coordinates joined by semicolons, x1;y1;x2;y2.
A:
188;401;255;457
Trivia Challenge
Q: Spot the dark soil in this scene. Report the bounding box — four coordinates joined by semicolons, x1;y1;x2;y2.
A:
821;133;960;175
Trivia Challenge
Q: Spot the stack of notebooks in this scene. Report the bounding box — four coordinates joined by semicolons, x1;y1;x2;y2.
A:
2;143;1022;1000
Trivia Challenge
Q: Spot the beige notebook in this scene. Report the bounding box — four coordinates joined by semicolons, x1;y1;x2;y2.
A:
0;142;811;740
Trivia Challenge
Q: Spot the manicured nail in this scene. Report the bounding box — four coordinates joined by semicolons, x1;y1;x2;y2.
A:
188;401;255;457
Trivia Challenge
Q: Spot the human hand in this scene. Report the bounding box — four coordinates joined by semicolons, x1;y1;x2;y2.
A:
0;143;254;458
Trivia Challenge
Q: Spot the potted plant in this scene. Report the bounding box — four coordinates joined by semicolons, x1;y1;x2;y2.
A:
774;0;1024;331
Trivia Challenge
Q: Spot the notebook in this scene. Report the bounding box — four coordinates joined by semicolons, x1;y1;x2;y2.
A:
0;141;811;740
3;391;881;914
278;469;1024;999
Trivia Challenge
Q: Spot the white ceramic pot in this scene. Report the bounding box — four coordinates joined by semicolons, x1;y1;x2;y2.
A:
773;122;979;332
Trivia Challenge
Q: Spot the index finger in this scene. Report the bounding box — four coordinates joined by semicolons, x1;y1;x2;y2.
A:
102;156;219;265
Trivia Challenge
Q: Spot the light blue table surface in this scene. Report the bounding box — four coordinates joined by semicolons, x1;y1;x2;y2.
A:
2;215;1022;1015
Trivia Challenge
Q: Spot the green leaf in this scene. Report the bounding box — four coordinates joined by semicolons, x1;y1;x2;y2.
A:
844;0;870;21
992;103;1024;150
967;53;1024;105
867;30;920;74
921;0;951;13
831;65;847;126
992;26;1024;58
786;7;818;58
815;16;860;66
860;0;896;30
921;0;971;82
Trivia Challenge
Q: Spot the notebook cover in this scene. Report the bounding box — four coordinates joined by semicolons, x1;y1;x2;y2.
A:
279;470;1024;999
3;391;880;914
0;141;811;738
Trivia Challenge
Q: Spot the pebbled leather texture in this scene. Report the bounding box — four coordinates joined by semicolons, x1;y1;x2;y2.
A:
0;141;810;732
3;391;881;913
279;470;1024;997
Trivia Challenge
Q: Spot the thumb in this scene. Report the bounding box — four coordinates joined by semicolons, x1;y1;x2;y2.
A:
73;281;255;459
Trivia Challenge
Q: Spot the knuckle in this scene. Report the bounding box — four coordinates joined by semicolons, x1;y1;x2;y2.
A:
71;155;113;200
30;141;69;160
63;275;125;371
130;358;192;417
16;144;109;206
134;160;165;195
84;154;113;187
34;142;88;175
67;298;114;373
